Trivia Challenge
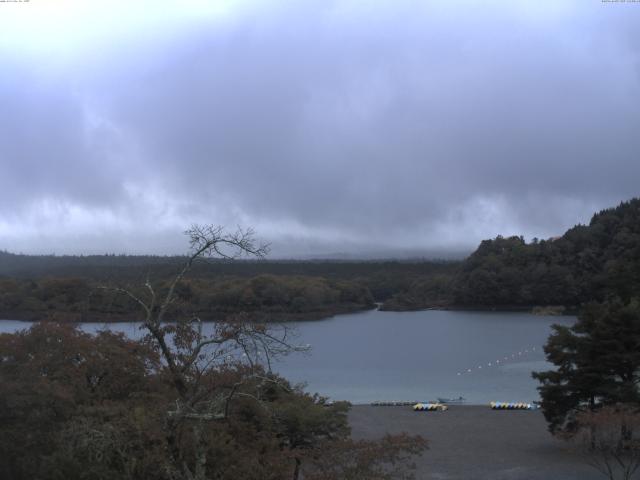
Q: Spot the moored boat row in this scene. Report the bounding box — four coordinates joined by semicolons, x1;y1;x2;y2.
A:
413;403;448;411
371;399;539;410
490;401;534;410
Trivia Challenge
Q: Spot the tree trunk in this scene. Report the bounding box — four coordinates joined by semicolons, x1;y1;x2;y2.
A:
292;457;301;480
194;423;208;480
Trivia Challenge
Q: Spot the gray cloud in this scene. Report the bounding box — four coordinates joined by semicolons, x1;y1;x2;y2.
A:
0;0;639;256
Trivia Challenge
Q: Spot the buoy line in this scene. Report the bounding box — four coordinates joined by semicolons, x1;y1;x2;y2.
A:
455;346;540;376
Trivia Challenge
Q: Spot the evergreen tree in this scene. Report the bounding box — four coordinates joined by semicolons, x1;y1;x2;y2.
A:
533;299;640;434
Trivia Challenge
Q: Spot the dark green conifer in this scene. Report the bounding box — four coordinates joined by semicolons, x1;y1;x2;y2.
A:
533;298;640;433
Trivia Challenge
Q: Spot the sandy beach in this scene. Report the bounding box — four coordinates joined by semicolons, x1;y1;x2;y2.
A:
349;405;603;480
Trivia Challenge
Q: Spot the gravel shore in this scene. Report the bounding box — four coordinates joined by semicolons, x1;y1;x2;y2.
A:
349;405;603;480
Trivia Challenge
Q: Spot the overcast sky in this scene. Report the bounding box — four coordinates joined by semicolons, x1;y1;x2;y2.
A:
0;0;638;258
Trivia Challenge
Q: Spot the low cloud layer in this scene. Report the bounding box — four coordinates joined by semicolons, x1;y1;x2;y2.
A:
1;1;639;257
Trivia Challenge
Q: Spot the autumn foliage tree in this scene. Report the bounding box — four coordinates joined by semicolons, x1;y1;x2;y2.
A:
0;322;162;480
0;225;426;480
566;406;640;480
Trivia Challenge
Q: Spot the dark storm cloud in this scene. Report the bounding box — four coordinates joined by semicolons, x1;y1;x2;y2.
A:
0;1;639;255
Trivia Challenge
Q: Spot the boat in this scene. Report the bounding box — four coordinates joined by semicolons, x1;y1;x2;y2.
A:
413;402;448;412
436;396;466;404
490;401;533;410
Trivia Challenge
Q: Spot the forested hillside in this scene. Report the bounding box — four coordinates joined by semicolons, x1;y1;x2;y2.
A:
0;275;377;322
452;198;640;307
0;252;457;321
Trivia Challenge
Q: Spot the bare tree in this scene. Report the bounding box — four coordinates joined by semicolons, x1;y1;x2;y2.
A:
566;405;640;480
106;225;307;480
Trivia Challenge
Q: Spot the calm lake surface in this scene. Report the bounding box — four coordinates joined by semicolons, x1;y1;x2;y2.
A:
0;309;574;405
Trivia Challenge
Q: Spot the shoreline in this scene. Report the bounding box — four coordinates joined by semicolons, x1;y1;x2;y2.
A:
0;303;375;324
380;303;578;315
349;405;600;479
0;303;578;324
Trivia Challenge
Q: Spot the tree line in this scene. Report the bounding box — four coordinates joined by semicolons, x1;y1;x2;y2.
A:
0;252;457;321
0;274;375;322
453;198;640;307
385;198;640;311
2;199;639;319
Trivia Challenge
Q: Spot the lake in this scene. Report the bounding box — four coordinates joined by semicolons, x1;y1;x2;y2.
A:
0;309;573;405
